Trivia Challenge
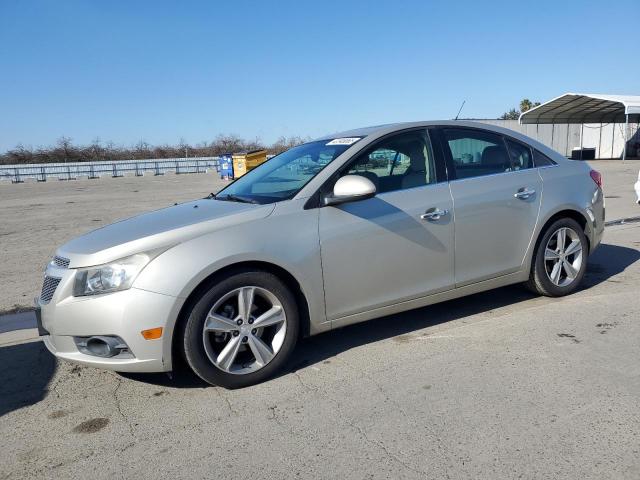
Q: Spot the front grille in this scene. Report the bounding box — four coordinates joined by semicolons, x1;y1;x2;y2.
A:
52;256;70;268
40;276;61;304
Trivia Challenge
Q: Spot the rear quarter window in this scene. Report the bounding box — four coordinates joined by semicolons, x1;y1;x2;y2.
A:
533;150;557;167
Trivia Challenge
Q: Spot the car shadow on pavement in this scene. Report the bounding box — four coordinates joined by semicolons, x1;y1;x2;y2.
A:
0;340;57;417
121;243;640;389
286;284;538;376
120;365;209;388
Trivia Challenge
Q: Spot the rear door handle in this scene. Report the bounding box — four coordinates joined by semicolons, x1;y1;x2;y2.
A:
514;187;536;200
420;208;449;221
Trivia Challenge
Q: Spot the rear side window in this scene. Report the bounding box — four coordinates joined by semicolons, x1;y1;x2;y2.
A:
533;150;556;167
442;129;511;179
505;139;533;170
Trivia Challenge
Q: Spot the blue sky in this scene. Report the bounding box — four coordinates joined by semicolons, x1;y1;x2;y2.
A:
1;0;638;151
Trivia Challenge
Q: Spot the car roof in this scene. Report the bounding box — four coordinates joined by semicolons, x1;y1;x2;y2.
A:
316;120;519;140
314;120;563;161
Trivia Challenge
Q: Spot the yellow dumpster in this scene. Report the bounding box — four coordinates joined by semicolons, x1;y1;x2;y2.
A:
232;150;268;178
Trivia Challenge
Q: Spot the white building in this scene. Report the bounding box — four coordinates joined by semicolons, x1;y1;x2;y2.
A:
478;93;640;159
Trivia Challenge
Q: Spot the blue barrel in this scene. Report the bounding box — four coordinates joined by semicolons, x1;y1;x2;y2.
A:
219;154;233;179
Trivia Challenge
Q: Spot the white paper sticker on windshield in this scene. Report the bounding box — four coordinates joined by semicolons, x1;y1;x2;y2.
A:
326;137;361;146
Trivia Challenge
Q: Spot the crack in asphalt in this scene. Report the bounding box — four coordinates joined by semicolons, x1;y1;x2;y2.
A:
340;360;412;420
291;363;426;477
215;387;238;416
293;370;317;394
113;375;135;441
345;418;427;477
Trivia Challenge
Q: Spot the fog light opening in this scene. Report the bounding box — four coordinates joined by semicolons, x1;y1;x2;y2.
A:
86;337;116;357
74;335;132;359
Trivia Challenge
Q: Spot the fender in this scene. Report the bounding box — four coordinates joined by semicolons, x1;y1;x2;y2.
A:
133;199;327;369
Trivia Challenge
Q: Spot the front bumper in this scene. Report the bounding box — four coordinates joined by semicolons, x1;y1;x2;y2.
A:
39;280;179;373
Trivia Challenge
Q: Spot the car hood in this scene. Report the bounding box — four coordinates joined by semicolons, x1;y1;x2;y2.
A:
57;199;275;268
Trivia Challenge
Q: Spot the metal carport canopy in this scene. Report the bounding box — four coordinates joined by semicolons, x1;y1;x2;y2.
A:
519;93;640;124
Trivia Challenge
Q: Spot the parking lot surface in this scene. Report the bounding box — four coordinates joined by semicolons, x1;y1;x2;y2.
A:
1;161;639;479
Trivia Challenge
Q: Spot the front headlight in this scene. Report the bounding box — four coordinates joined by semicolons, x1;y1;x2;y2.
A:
73;251;162;296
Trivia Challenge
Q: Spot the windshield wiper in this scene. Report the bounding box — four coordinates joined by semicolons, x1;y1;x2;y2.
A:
218;194;259;204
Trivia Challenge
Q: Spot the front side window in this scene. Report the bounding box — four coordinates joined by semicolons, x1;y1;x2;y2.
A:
340;130;436;194
443;129;511;179
216;139;359;204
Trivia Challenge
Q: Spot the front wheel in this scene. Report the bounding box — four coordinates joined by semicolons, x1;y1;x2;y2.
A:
183;270;299;388
526;218;588;297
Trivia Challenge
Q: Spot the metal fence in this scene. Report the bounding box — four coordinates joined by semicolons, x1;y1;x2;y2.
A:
0;157;224;183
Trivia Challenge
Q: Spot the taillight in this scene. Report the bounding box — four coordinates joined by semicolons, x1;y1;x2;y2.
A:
590;170;602;188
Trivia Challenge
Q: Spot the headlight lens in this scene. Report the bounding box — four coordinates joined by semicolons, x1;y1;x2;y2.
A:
73;252;156;296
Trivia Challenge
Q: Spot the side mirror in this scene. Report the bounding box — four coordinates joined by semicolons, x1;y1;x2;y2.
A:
324;175;376;206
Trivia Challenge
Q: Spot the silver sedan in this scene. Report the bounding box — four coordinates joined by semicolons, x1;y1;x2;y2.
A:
38;121;605;388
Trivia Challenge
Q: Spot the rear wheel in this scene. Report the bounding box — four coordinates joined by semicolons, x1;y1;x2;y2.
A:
183;270;299;388
526;218;588;297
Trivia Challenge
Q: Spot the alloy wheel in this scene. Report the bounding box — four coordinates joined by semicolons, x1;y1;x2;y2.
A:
543;227;583;287
202;286;287;375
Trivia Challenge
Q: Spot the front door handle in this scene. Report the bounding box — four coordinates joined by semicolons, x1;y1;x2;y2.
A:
420;208;449;221
514;187;536;200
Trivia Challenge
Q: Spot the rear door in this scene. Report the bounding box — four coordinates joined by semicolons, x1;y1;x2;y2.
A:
437;128;542;286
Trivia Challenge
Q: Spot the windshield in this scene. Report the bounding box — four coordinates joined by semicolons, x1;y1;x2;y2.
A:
215;139;360;204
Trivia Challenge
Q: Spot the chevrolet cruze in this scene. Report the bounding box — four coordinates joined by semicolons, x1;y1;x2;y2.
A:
37;121;605;388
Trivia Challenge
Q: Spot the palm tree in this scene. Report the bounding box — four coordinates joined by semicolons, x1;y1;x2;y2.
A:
520;99;541;113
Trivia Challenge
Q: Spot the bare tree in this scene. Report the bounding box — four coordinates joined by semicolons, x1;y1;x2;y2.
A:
0;133;307;165
133;140;151;160
56;136;74;163
270;136;306;154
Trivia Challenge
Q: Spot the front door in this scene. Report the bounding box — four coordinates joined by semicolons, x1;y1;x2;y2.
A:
318;129;454;320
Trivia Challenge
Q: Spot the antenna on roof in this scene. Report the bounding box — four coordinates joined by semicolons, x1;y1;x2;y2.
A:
454;100;466;120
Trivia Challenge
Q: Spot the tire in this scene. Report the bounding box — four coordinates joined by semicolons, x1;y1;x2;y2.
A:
526;218;588;297
183;269;299;388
